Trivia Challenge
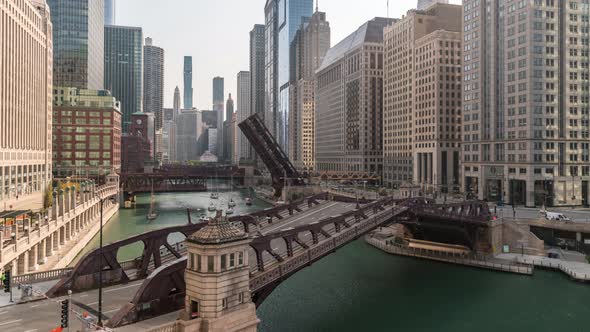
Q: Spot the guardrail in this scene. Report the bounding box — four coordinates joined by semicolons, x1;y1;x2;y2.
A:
516;256;590;282
146;321;180;332
12;267;73;284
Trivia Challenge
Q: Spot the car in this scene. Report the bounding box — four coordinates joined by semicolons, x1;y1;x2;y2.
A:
543;211;571;222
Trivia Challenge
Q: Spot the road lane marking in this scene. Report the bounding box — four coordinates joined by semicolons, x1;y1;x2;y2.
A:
263;202;341;234
104;282;143;293
80;294;89;298
104;308;120;314
0;311;7;315
30;304;41;308
86;301;99;306
0;319;22;326
24;329;38;332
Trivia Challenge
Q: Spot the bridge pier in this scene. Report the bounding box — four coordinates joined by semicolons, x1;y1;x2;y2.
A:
28;246;38;272
178;211;260;332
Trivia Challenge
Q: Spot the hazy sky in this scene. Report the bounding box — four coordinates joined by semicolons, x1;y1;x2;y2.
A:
116;0;461;110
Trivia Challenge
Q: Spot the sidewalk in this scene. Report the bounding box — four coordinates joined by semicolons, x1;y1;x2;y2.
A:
0;279;59;307
496;253;590;282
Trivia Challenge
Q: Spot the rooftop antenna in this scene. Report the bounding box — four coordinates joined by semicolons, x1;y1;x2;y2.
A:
387;0;390;18
316;0;319;12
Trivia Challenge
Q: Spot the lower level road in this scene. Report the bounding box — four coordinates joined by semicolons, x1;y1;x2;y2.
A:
0;281;144;332
262;202;357;235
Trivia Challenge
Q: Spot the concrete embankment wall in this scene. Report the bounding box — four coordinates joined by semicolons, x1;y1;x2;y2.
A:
53;203;119;269
501;221;545;256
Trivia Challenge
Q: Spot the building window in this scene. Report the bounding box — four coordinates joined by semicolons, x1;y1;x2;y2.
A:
221;254;227;271
222;298;228;309
207;256;214;272
197;254;201;272
238;252;244;266
238;292;244;304
189;253;194;270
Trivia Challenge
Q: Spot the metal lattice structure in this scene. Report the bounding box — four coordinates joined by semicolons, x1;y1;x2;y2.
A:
238;114;305;197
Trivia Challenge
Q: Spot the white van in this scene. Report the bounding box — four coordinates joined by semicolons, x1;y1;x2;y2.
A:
541;210;571;222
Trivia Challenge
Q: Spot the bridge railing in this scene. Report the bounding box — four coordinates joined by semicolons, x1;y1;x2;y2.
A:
12;267;73;285
146;322;180;332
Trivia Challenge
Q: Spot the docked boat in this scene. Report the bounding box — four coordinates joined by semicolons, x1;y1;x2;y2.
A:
228;198;236;208
210;192;219;199
207;202;217;212
245;197;252;206
226;207;234;215
199;215;209;222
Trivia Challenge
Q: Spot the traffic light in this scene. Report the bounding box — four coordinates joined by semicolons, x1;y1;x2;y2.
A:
3;270;10;293
60;299;69;328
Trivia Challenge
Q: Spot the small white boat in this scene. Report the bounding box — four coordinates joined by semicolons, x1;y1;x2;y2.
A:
207;202;216;212
210;192;219;199
228;198;236;208
199;215;209;222
226;207;234;215
245;197;252;206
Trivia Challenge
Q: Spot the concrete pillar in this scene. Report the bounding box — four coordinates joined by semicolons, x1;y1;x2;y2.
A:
17;252;28;275
577;232;582;243
59;226;65;246
28;247;38;272
53;230;59;250
52;191;58;220
526;179;535;208
58;190;64;217
70;186;77;211
64;187;70;214
38;240;46;264
45;233;53;257
65;222;71;241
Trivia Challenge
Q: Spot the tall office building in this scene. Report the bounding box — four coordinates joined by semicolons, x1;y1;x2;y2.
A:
104;0;115;25
237;71;252;163
104;25;143;133
383;4;462;191
463;0;590;207
0;0;53;211
176;109;204;163
184;56;193;109
250;25;266;121
417;0;448;10
289;10;330;171
223;94;235;162
315;17;394;176
168;86;181;162
213;77;225;157
48;0;104;90
264;0;314;154
144;37;165;162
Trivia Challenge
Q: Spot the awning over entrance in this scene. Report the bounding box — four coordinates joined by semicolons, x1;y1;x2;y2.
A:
0;210;31;220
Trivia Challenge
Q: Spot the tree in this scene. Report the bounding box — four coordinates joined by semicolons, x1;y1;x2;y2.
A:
43;183;53;209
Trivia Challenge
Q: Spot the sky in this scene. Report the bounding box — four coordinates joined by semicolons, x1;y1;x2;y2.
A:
116;0;461;110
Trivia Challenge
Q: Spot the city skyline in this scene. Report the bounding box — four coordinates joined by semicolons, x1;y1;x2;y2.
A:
115;0;461;109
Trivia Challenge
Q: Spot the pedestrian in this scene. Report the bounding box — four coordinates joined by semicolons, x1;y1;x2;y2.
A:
494;205;497;215
0;269;4;287
513;206;516;219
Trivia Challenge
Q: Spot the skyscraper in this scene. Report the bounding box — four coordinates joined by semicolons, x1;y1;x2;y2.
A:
0;0;53;211
462;0;590;207
250;24;265;119
289;10;330;171
144;37;165;162
173;86;181;116
104;25;143;133
213;77;225;157
184;56;193;109
224;94;235;162
315;17;394;176
48;0;104;90
104;0;115;25
264;0;314;153
237;71;252;163
417;0;448;10
383;4;462;190
169;86;181;162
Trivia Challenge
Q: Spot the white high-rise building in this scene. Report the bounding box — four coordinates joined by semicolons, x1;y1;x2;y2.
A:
462;0;590;207
0;0;53;211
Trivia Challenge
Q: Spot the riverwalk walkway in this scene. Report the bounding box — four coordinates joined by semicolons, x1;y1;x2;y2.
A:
496;253;590;282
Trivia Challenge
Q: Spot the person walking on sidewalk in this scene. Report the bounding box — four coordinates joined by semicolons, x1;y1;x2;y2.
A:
513;206;517;219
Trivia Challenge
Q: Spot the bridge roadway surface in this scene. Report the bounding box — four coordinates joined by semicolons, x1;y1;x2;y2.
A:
0;200;355;331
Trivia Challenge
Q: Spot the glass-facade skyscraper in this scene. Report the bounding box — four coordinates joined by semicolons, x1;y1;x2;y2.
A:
104;0;115;25
183;56;193;109
105;25;143;133
213;77;225;157
48;0;105;90
264;0;313;154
